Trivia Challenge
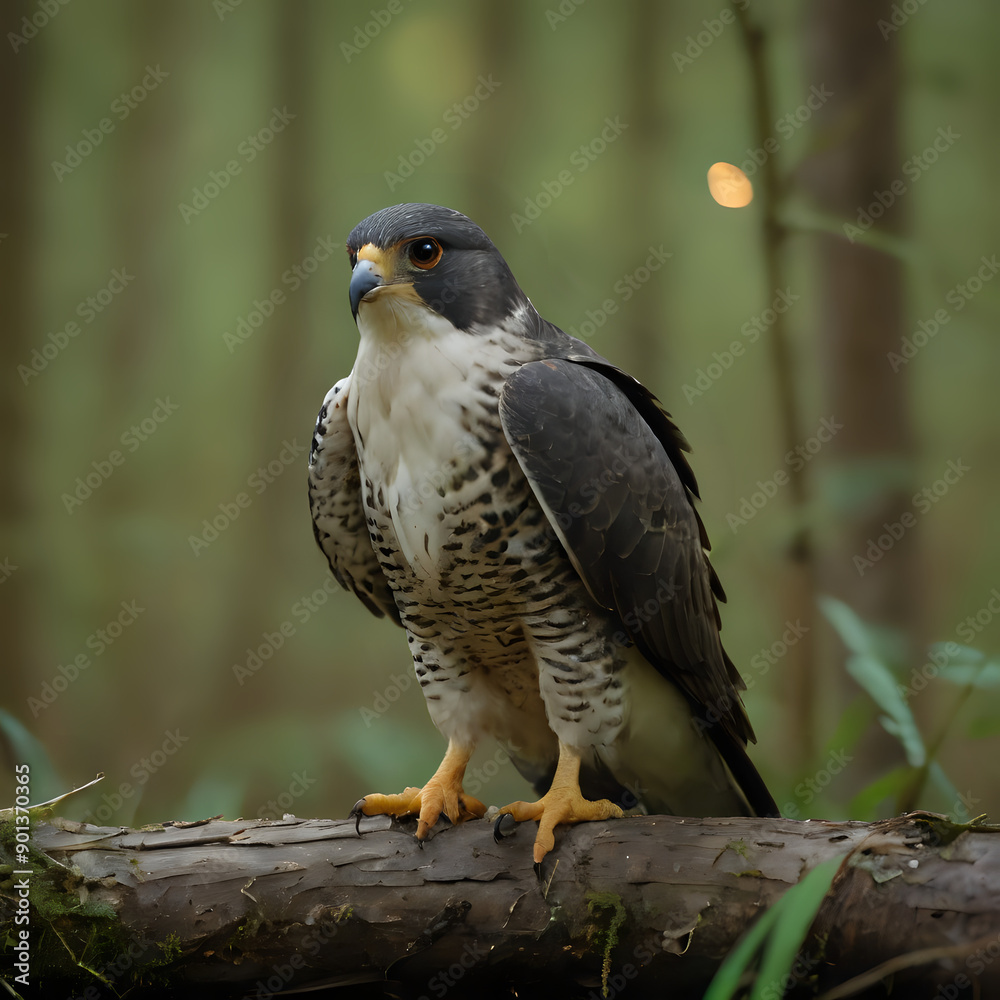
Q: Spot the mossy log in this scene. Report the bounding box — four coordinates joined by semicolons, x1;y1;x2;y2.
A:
2;810;1000;998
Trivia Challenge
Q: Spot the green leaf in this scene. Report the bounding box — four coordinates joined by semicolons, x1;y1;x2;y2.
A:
939;663;1000;687
932;643;1000;688
702;895;783;1000
849;766;912;821
750;857;842;1000
820;596;880;658
844;654;925;766
920;644;1000;687
704;857;843;1000
930;643;986;667
821;596;908;663
0;707;63;803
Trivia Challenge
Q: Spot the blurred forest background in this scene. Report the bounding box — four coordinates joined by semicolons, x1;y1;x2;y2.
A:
1;0;998;830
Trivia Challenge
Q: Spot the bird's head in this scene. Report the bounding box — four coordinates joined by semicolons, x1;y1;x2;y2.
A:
346;203;530;333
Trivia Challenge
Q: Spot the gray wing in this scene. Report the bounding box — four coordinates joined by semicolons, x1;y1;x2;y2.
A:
308;375;400;624
498;357;753;748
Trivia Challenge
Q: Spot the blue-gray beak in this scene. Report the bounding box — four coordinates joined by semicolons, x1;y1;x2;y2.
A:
350;260;383;319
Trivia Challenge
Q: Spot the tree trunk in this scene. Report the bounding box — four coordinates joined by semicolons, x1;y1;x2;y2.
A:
4;810;999;998
801;1;920;792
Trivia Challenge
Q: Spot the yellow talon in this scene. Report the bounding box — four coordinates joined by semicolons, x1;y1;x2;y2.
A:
352;741;486;839
499;741;624;863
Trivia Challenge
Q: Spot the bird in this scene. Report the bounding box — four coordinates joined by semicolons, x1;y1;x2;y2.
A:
308;203;777;863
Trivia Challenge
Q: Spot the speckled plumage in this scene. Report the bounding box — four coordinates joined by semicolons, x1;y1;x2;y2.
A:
308;203;776;822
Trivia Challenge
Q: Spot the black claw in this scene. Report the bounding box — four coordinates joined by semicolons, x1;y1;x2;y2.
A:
349;798;367;836
533;860;543;881
493;813;516;843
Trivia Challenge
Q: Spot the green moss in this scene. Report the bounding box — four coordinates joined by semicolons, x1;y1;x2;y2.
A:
717;838;751;863
915;812;999;850
0;819;171;993
586;891;627;999
150;932;184;967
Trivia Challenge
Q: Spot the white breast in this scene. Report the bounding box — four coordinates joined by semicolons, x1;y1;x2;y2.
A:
346;293;510;577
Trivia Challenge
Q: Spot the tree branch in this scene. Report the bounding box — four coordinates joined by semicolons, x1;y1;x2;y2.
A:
4;811;1000;997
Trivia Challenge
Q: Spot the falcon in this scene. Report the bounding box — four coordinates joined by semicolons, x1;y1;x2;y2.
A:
308;203;776;862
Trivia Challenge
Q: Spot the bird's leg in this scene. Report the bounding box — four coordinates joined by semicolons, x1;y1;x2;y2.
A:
498;740;624;863
351;740;486;839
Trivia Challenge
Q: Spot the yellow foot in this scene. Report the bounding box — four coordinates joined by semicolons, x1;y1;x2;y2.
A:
499;742;624;863
350;741;485;839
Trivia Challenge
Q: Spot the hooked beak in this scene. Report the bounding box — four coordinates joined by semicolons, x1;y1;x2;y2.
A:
349;258;384;319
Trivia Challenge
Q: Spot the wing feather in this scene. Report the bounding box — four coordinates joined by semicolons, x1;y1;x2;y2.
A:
308;375;400;624
499;358;754;749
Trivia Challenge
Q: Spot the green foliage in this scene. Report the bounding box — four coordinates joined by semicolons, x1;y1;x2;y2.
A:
820;597;990;820
821;597;926;767
0;710;63;804
586;891;627;999
704;856;841;1000
929;643;1000;688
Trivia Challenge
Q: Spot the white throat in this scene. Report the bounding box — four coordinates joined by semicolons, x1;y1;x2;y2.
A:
347;293;491;573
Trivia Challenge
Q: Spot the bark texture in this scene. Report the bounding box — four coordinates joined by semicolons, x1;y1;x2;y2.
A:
3;811;999;998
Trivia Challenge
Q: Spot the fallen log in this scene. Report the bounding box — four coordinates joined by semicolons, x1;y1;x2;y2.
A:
2;810;999;998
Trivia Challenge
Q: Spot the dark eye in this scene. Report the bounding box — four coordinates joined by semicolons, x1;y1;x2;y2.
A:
347;248;358;268
407;238;443;270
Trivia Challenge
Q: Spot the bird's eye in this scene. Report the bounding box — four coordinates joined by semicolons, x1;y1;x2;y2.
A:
347;249;358;269
407;238;443;270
